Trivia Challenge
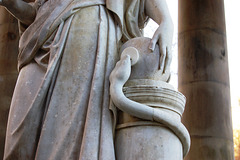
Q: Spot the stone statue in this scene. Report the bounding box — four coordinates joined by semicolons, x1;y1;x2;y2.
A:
0;0;175;159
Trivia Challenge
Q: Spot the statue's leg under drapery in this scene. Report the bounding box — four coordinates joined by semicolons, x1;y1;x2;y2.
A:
4;5;118;160
4;62;47;159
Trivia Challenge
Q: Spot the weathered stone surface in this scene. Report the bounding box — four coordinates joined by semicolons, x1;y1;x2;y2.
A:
186;137;234;160
178;0;234;159
178;0;226;34
0;7;19;160
180;82;232;139
116;124;183;160
178;30;229;85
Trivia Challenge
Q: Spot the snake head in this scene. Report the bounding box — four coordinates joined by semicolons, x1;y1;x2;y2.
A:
110;55;131;85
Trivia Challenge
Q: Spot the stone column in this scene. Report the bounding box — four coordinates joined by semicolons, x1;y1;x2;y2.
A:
178;0;234;159
0;7;19;159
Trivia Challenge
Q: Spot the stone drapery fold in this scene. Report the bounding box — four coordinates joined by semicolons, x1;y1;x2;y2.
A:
4;0;147;159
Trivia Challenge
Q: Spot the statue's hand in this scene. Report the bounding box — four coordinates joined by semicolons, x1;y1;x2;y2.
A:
149;25;172;74
110;55;131;85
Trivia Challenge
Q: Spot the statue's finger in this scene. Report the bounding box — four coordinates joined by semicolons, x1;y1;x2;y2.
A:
149;33;159;51
164;47;172;73
160;46;166;71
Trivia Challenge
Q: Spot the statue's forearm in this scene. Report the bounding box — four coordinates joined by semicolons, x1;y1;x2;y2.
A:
145;0;173;30
1;0;36;25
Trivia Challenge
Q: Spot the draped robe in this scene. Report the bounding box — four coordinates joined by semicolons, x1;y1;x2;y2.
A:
4;0;147;159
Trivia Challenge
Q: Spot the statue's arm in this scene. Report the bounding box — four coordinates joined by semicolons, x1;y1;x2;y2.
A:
145;0;173;73
0;0;36;25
